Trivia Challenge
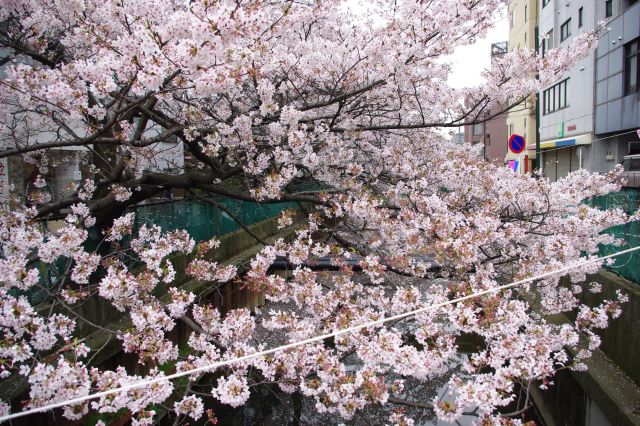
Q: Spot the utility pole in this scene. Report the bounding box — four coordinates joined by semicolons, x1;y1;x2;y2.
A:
483;130;487;161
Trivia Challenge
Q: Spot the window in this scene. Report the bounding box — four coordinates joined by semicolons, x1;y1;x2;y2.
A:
624;0;639;9
510;9;515;29
578;7;583;28
542;30;554;57
625;38;639;95
473;123;484;136
524;5;527;22
606;0;613;17
543;79;569;115
543;0;550;8
560;19;571;42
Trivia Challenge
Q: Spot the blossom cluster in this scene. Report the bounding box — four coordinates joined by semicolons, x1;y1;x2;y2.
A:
0;0;634;424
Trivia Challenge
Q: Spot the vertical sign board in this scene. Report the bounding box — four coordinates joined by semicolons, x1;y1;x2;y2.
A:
0;157;8;206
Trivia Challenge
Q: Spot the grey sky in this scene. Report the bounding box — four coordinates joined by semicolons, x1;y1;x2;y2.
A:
448;17;509;88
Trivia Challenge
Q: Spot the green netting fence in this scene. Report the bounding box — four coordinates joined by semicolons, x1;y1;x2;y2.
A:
26;197;298;304
589;188;640;284
130;197;298;243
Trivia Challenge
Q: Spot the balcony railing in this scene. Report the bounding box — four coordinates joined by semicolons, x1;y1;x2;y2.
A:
622;155;640;188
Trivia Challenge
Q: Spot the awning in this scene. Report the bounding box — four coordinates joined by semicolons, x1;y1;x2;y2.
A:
529;134;592;150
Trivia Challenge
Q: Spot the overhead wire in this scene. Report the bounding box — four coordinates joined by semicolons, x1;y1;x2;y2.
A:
1;245;640;422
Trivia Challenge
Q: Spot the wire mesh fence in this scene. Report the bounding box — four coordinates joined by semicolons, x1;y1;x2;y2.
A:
131;197;298;242
589;188;640;284
30;186;640;306
27;197;299;304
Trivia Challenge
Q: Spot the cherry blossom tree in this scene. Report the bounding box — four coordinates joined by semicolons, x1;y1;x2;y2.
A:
0;0;635;424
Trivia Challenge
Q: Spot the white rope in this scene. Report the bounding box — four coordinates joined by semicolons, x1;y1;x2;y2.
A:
2;245;640;422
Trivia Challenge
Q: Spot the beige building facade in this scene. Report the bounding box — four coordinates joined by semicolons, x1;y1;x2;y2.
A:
506;0;538;173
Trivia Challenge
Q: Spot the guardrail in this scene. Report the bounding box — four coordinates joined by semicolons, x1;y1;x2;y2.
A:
621;171;640;188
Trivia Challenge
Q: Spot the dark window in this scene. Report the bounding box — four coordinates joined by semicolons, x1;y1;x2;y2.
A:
543;79;569;115
578;7;583;28
542;30;554;57
525;5;528;22
625;0;639;9
606;0;613;17
625;38;639;95
543;0;550;7
560;19;571;42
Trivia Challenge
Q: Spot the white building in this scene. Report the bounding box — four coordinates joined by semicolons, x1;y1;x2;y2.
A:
0;48;87;203
0;48;184;206
538;0;597;181
449;132;465;145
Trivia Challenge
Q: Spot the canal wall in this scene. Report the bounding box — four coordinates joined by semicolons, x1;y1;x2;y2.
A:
532;269;640;426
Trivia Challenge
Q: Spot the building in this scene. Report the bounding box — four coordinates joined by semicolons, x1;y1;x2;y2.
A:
506;0;538;174
537;0;598;181
464;42;510;163
0;48;87;204
449;132;465;145
594;0;640;187
0;47;184;207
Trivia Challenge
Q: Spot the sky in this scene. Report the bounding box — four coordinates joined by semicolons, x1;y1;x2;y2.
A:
341;0;509;90
448;17;509;89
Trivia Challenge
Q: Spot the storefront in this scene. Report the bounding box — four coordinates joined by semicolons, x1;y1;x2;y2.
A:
539;134;592;181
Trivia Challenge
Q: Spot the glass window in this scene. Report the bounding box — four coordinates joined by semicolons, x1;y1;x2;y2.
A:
560;19;571;42
606;0;613;17
543;0;550;8
542;30;553;57
626;0;639;9
625;39;639;95
542;79;570;115
578;7;583;28
558;82;564;108
473;123;484;136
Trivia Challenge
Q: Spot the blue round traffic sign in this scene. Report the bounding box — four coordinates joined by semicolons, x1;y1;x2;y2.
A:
508;134;526;154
